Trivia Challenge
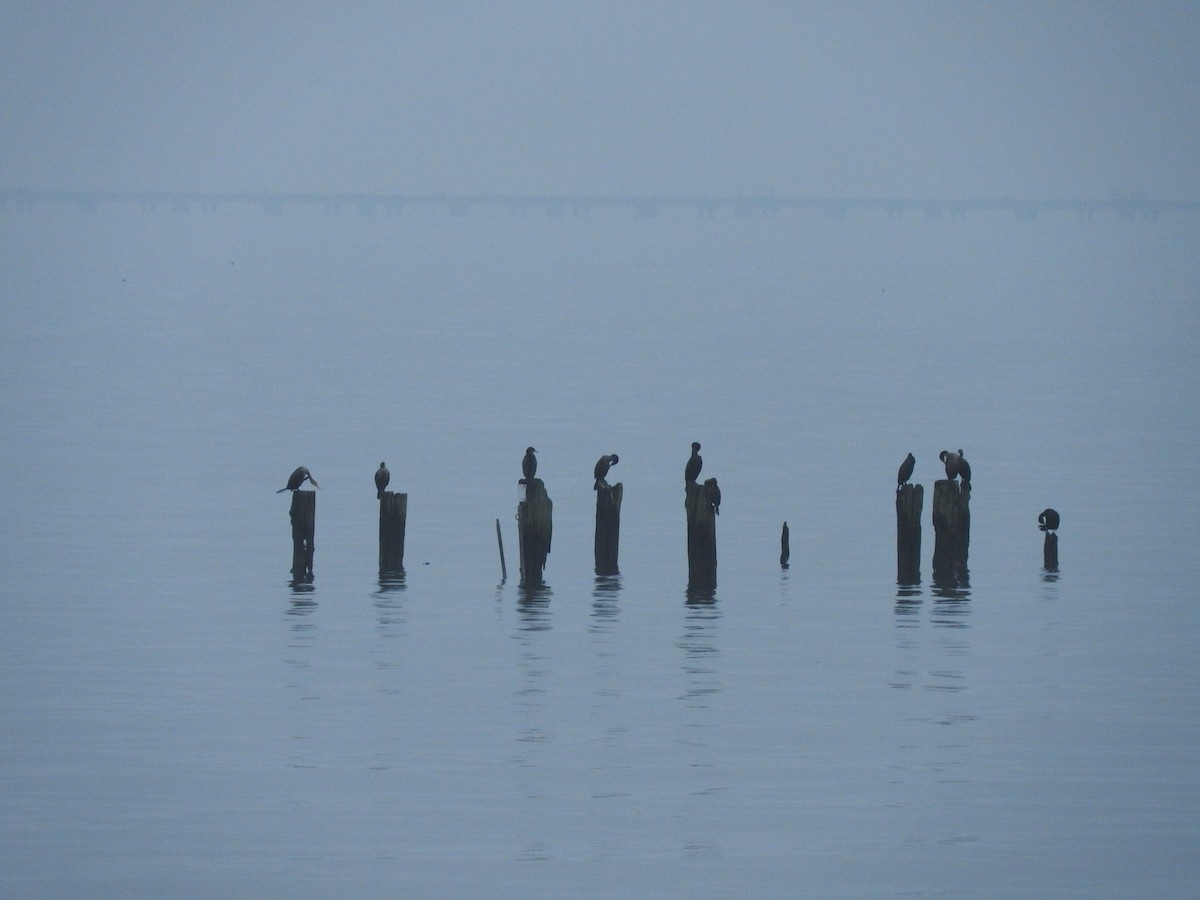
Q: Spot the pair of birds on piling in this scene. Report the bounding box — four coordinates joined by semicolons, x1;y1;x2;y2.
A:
277;464;391;499
520;446;622;491
685;441;721;514
894;449;971;491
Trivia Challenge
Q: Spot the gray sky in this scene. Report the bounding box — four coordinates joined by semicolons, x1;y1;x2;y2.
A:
2;1;1197;198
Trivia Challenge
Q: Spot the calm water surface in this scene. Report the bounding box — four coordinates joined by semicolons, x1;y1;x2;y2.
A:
2;206;1198;896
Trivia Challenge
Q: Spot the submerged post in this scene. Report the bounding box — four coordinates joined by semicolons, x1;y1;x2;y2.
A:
780;521;790;568
896;483;923;584
378;491;407;573
518;478;553;588
685;481;717;590
931;480;970;582
289;491;316;581
594;482;623;576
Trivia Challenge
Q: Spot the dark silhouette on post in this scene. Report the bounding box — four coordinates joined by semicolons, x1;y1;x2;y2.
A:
593;453;619;490
684;442;703;483
897;452;916;490
277;466;318;493
896;482;923;584
375;462;390;499
520;447;537;484
685;480;718;591
518;478;552;588
594;482;623;575
780;521;790;568
932;479;970;583
378;491;407;573
289;490;315;581
1039;508;1060;571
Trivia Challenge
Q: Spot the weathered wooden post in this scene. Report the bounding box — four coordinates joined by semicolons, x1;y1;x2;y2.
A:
518;478;553;588
289;491;315;581
685;481;717;590
896;484;923;583
496;518;507;581
1043;532;1059;571
780;521;790;568
931;480;969;582
594;482;623;576
378;491;407;573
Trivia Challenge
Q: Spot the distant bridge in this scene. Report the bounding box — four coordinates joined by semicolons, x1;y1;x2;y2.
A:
2;188;1195;222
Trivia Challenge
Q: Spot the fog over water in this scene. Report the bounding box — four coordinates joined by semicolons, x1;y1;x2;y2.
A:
3;3;1199;897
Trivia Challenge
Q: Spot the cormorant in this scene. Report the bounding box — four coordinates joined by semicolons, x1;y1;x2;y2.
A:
1038;508;1060;532
277;466;318;493
956;449;972;485
520;447;537;484
939;449;962;481
704;477;721;515
593;453;619;490
684;442;703;483
375;462;390;499
897;452;916;490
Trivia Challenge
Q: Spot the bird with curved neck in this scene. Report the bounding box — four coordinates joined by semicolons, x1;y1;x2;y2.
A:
593;453;619;490
277;466;318;493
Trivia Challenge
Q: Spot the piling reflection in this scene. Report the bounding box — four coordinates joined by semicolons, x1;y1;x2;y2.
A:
373;572;408;638
931;577;971;629
517;584;553;632
591;575;621;632
677;599;722;710
894;581;922;623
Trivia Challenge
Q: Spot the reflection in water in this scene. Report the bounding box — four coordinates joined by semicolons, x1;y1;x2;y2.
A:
517;584;553;632
895;581;923;624
591;575;621;632
677;600;722;711
376;570;407;594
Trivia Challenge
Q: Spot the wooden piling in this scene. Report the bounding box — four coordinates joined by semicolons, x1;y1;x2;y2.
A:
685;481;717;590
896;483;923;584
931;480;970;582
518;478;553;588
496;518;507;581
780;521;790;568
378;491;407;573
594;482;623;576
289;491;316;580
1043;533;1059;571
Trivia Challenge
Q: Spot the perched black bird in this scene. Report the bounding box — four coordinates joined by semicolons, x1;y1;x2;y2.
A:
1038;508;1060;532
684;442;703;483
704;477;721;515
897;453;916;490
956;449;972;485
939;449;963;481
375;462;390;499
277;466;318;493
593;454;619;490
520;447;537;484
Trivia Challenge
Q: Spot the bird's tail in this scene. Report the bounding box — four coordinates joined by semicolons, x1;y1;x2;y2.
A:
276;487;287;493
377;490;383;500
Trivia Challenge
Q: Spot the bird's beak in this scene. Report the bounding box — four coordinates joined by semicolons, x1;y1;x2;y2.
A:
310;477;320;488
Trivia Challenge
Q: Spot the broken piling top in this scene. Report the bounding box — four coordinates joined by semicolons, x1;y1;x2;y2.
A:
378;491;407;574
